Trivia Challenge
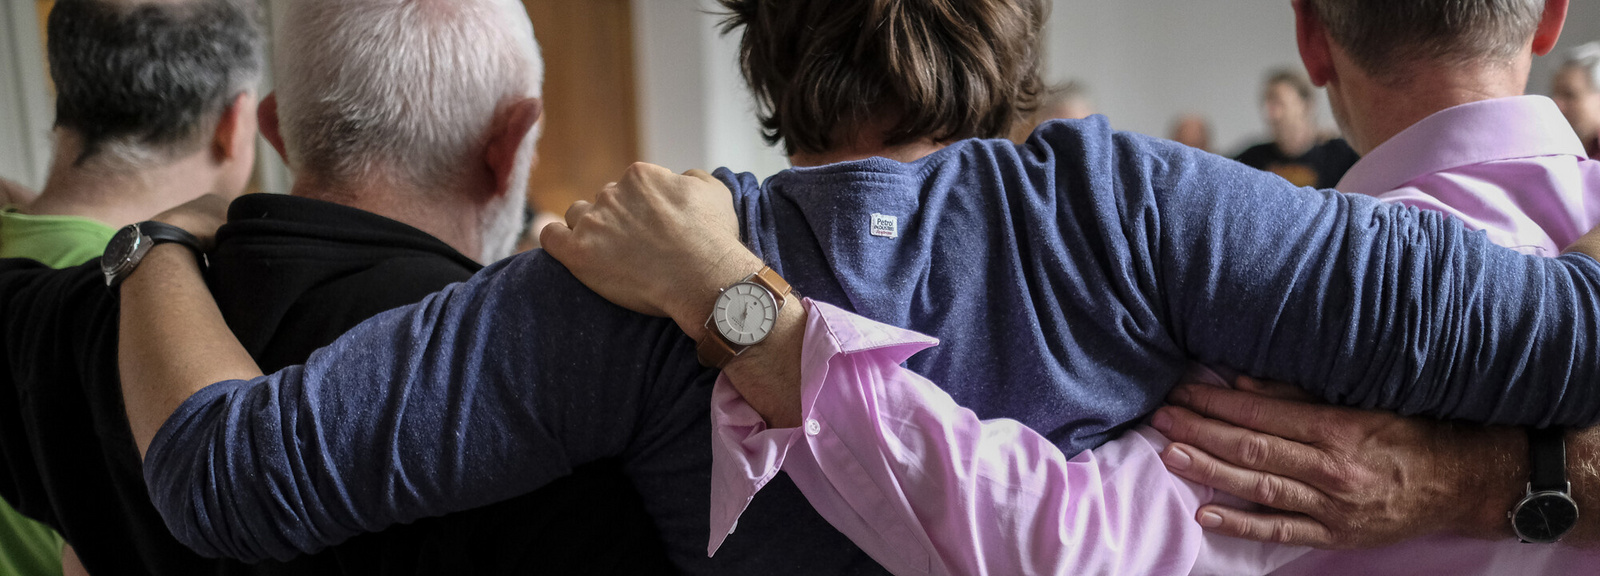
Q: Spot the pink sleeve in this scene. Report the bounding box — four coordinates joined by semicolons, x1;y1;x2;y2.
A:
707;299;1307;575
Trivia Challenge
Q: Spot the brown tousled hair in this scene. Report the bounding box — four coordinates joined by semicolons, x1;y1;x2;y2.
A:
718;0;1047;156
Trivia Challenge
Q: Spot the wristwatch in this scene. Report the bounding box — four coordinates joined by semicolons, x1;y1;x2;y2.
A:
1509;427;1579;543
696;266;794;369
101;221;207;288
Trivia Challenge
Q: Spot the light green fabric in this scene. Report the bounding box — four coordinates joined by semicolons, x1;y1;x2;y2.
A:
0;500;62;576
0;207;119;268
0;206;110;576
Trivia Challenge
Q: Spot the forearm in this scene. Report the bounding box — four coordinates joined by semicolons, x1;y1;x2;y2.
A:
666;250;805;429
140;254;663;561
1455;426;1600;546
117;244;262;457
718;301;1306;574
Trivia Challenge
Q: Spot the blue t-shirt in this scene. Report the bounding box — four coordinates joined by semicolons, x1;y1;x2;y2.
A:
145;119;1600;573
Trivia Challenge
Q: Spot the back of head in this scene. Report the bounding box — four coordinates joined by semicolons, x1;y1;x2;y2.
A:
1561;41;1600;91
1264;68;1315;106
718;0;1047;156
1305;0;1544;83
275;0;544;193
48;0;264;169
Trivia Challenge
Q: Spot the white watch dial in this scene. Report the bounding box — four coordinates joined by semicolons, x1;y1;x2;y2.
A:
713;282;778;346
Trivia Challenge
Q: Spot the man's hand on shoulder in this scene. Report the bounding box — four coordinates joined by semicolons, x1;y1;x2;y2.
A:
1152;377;1522;548
542;163;757;336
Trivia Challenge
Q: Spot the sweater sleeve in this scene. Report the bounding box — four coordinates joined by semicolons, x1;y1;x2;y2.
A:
142;251;704;562
1038;122;1600;426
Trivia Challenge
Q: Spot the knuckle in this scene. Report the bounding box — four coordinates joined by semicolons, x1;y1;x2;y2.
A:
1238;435;1272;468
1252;474;1283;504
1269;521;1297;544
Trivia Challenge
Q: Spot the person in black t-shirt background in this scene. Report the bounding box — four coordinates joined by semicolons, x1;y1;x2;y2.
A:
1234;67;1360;189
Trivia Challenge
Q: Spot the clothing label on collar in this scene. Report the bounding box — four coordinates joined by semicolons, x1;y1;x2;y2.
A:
870;214;898;239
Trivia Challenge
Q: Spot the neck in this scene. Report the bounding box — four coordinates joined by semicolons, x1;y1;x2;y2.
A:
289;173;488;262
1336;60;1529;155
27;146;223;229
1273;121;1318;158
789;138;948;168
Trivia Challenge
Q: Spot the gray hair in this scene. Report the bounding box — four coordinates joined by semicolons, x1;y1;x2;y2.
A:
1562;42;1600;91
275;0;544;197
1306;0;1545;82
49;0;264;170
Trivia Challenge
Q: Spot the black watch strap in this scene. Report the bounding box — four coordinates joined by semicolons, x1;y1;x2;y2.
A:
1528;427;1568;493
139;221;206;256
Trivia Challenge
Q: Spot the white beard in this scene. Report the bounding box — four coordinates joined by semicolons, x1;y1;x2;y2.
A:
478;138;536;263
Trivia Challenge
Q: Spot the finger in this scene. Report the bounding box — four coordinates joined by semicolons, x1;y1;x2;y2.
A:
564;201;593;228
1161;442;1328;515
1234;375;1318;402
1195;504;1337;548
539;222;574;260
1155;406;1339;488
1168;383;1333;443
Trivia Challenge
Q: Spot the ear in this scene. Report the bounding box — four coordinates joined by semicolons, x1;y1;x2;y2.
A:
1293;0;1336;87
484;97;544;200
1532;0;1568;57
257;92;289;164
212;93;260;163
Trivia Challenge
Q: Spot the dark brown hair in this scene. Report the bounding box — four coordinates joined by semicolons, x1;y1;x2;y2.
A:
1305;0;1544;83
718;0;1047;156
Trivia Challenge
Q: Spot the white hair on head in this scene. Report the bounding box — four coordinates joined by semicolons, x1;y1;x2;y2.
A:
1565;42;1600;91
275;0;544;202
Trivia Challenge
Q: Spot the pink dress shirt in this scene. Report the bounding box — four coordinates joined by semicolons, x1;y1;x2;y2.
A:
709;96;1600;575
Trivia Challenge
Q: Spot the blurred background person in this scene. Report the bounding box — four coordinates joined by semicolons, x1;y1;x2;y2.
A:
1234;67;1358;188
1168;113;1212;152
1553;41;1600;159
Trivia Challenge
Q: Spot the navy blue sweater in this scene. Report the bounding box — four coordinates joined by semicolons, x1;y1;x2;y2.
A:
146;119;1600;573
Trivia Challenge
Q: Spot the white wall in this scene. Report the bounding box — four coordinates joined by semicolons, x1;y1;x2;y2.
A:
0;1;54;189
1043;0;1600;156
632;0;791;181
1043;0;1327;155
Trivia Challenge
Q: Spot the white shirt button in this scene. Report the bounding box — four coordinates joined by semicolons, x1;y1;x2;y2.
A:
805;419;822;436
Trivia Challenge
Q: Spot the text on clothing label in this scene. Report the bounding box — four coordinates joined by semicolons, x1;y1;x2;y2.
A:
870;214;898;239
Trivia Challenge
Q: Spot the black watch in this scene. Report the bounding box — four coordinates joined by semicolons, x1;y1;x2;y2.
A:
1509;427;1579;543
101;221;207;288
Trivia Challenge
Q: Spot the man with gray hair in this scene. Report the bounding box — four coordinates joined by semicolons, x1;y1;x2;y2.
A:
0;1;261;574
0;0;671;573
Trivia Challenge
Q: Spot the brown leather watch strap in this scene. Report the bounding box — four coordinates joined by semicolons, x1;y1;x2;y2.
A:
749;266;794;307
695;266;794;369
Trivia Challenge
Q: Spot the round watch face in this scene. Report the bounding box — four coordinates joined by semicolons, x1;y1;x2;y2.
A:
1512;491;1580;543
713;282;778;347
101;225;143;276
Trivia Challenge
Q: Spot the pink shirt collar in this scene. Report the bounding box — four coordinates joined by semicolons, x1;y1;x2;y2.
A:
1337;96;1588;195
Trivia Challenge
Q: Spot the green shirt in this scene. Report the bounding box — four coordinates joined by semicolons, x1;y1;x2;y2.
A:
0;206;112;575
0;208;119;268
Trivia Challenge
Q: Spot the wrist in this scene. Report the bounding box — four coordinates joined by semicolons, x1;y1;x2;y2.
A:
122;243;204;291
1444;425;1525;540
667;246;767;338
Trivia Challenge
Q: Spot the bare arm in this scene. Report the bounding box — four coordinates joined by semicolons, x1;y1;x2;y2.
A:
1159;378;1600;547
116;197;261;458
